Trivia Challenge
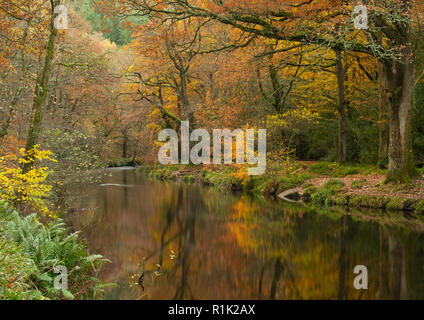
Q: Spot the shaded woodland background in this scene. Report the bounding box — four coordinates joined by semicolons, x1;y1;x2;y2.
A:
1;0;423;182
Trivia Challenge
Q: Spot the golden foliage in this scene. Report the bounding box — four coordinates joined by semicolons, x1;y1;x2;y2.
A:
0;145;57;219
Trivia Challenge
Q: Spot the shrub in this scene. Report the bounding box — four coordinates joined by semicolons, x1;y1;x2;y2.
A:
0;146;56;219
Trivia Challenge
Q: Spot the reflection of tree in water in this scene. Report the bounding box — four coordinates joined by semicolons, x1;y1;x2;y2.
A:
229;200;424;300
378;226;415;300
337;215;355;300
142;185;200;300
227;199;301;299
173;186;197;300
327;213;421;300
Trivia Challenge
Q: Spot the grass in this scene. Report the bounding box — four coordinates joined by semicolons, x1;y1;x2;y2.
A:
415;200;424;214
310;179;345;205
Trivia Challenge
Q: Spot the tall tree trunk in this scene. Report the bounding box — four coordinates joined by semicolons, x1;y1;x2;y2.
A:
179;71;198;165
0;23;31;139
180;71;195;128
122;131;128;158
23;0;60;172
0;86;23;139
335;50;347;163
378;63;389;168
385;58;417;183
269;65;283;113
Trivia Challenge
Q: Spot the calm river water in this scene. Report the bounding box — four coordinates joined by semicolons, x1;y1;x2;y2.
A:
70;168;424;300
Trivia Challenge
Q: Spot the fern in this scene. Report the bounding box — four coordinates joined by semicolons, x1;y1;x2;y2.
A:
0;200;111;299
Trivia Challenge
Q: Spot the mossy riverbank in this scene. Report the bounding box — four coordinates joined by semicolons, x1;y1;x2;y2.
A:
138;163;313;195
138;161;424;215
302;179;424;214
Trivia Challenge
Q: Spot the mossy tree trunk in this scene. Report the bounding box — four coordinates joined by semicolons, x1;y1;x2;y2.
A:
378;63;389;168
385;57;418;183
122;130;128;158
0;86;23;139
179;69;196;129
335;49;347;163
269;64;284;113
23;0;60;173
383;6;418;184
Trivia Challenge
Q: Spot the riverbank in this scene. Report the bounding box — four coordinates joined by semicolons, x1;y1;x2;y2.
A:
138;162;424;215
0;200;109;300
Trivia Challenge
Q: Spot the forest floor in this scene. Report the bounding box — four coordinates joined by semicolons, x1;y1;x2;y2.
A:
138;161;424;214
299;161;424;200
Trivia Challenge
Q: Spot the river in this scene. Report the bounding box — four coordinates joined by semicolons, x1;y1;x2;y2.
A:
69;168;424;299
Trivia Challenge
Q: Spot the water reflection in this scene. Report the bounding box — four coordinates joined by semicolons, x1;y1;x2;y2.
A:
70;169;424;300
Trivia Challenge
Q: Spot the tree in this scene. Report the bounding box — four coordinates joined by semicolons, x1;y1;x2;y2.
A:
115;0;422;181
23;0;62;172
